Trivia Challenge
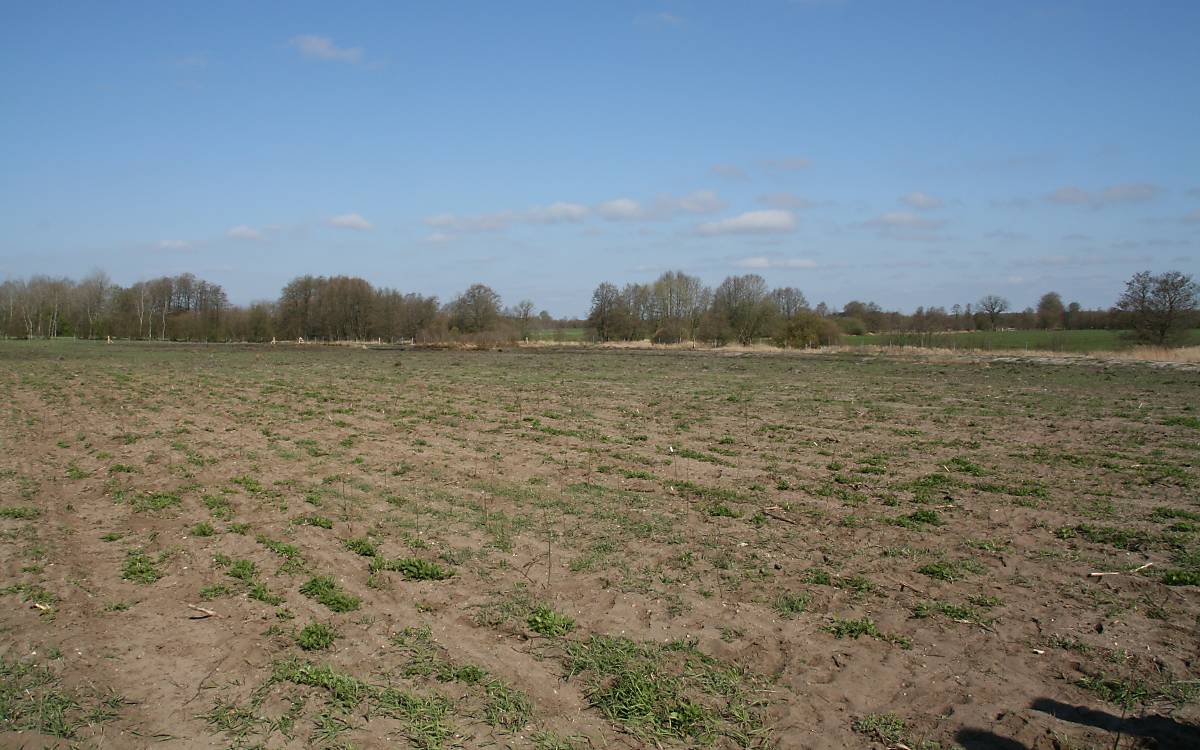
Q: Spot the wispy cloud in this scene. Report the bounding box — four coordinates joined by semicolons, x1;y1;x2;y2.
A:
858;211;947;241
156;239;191;250
900;191;942;210
423;201;591;236
697;210;796;236
759;156;810;173
734;255;817;269
1045;182;1162;209
168;54;207;69
289;35;365;64
862;211;944;231
226;225;264;241
710;164;748;181
985;229;1029;242
328;213;373;231
526;202;589;223
635;11;684;27
424;211;514;233
758;192;814;209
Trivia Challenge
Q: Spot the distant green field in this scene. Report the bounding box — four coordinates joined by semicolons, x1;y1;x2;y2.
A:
528;327;588;342
842;328;1200;353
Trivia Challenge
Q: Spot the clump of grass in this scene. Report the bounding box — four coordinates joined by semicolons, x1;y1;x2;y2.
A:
967;593;1002;608
483;680;533;730
890;509;944;529
705;503;741;518
371;557;453;581
853;712;907;744
561;634;769;744
1161;570;1200;586
344;537;377;557
297;622;338;651
946;457;987;476
299;575;360;612
202;494;232;519
912;600;984;623
200;583;232;600
130;491;181;513
226;559;257;582
190;522;215;537
269;659;453;748
0;658;125;738
121;550;163;584
256;535;301;559
1151;506;1200;522
527;605;575;637
773;592;810;618
1055;524;1152;551
293;514;333;529
249;582;285;605
0;506;41;520
825;617;911;648
918;558;983;582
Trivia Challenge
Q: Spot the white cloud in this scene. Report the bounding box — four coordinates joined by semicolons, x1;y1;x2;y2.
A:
328;213;373;231
760;156;811;172
289;35;364;64
425;232;453;244
156;239;191;250
758;192;814;209
597;198;644;221
597;191;724;221
697;210;796;236
226;225;264;241
900;191;942;210
1045;182;1162;208
734;255;817;269
525;202;589;223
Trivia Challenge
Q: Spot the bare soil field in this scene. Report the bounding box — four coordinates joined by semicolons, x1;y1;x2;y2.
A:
1;341;1198;749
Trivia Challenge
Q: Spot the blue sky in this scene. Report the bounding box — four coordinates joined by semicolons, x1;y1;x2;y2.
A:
2;1;1198;316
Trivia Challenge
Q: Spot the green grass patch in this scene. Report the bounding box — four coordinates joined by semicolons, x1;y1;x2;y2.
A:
299;575;360;612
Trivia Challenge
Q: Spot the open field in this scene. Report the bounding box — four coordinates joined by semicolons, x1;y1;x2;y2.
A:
528;328;589;343
1;341;1198;749
843;329;1200;353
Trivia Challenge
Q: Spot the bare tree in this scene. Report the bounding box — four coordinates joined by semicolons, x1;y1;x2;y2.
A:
75;269;111;339
586;282;627;341
1115;271;1198;345
977;294;1010;329
511;299;535;340
712;274;775;345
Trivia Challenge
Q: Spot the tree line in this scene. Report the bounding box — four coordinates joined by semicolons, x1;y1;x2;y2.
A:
1;268;1195;346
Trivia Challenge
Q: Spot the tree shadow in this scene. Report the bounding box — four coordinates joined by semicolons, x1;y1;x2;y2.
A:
953;698;1199;750
1030;698;1198;749
954;727;1027;749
